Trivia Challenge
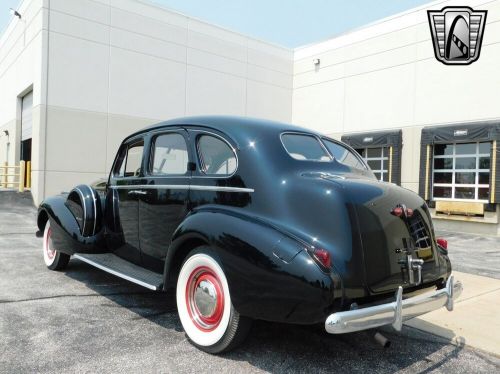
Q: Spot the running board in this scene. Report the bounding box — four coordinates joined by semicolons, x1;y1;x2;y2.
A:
73;253;163;291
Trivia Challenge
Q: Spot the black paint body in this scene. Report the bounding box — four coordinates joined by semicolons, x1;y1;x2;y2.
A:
37;116;452;325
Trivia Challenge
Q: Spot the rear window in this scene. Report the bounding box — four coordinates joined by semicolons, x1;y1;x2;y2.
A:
281;134;331;161
322;139;366;170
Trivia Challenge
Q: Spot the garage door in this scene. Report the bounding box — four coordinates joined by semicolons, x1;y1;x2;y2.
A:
21;91;33;141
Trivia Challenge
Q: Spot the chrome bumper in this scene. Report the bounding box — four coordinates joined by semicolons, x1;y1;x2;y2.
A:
325;276;462;334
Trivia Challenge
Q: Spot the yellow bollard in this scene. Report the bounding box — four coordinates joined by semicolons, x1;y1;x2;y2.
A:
2;162;7;188
19;161;25;192
26;161;31;189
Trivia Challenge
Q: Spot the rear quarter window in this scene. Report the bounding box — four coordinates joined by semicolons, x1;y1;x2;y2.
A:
281;134;331;161
322;139;367;170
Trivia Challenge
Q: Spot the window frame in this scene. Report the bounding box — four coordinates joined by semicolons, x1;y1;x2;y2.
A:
195;131;239;178
147;131;190;177
113;138;145;179
280;132;333;163
356;147;389;181
432;141;491;202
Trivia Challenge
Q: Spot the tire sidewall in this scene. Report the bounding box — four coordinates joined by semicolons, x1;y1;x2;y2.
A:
176;249;232;347
43;221;57;268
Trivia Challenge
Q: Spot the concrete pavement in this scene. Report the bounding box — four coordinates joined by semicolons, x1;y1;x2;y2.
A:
406;271;500;356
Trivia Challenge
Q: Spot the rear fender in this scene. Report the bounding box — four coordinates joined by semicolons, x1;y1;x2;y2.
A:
165;209;341;324
37;185;106;255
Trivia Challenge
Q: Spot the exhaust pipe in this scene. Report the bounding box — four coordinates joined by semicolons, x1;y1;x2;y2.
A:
374;332;391;348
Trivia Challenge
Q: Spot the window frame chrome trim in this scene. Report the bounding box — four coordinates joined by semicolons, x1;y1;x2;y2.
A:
191;129;239;179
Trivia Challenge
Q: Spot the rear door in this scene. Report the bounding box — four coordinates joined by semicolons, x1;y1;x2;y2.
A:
138;129;192;273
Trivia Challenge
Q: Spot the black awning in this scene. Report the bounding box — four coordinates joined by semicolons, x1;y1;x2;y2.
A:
421;120;500;145
342;130;403;186
341;130;402;148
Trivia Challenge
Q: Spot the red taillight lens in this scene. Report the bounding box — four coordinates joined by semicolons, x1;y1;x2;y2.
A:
313;248;331;268
391;207;404;217
437;238;448;249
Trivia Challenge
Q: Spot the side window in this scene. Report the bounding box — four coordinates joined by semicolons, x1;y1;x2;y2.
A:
281;134;331;161
150;133;189;175
197;135;237;176
322;139;366;170
115;140;144;178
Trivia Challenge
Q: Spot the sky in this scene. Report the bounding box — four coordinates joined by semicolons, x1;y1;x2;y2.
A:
1;0;433;47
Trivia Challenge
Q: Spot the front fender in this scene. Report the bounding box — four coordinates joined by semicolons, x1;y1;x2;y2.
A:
167;209;342;325
38;193;106;255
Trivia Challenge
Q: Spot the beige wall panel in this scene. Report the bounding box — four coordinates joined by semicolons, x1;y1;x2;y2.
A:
187;48;246;77
247;48;293;75
294;63;344;89
185;65;246;116
45;107;107;173
246;81;292;123
292;80;345;134
110;0;188;29
294;48;346;75
110;27;186;64
188;18;247;46
401;126;423;187
247;64;292;89
187;30;247;62
44;170;106;197
49;10;110;44
110;7;187;45
343;64;415;131
108;47;186;120
105;114;159;171
414;43;500;126
47;33;109;113
50;0;110;24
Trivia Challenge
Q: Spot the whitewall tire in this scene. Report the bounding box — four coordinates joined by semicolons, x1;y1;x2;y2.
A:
176;247;251;353
43;221;70;271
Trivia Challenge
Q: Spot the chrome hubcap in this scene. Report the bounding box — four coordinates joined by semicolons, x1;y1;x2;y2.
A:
194;279;218;317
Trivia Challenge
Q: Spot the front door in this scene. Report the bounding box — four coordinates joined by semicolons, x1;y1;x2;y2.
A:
107;137;145;265
138;130;192;273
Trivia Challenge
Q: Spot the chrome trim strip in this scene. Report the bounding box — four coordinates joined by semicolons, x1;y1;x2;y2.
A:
74;254;159;291
74;187;87;235
110;184;254;193
90;186;97;236
325;276;462;334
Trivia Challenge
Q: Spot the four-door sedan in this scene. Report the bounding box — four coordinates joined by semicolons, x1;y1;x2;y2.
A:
37;116;462;353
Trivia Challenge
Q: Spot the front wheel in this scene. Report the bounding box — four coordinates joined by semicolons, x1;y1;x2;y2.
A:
43;221;70;271
176;247;252;354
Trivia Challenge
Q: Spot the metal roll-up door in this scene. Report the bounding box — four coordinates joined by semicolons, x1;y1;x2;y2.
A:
418;121;500;204
341;130;403;185
21;91;33;141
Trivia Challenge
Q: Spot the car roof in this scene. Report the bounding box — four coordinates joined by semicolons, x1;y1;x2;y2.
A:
124;115;323;146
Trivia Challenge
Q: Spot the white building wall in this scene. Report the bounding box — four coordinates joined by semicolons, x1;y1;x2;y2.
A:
40;0;293;201
292;0;500;197
0;0;45;196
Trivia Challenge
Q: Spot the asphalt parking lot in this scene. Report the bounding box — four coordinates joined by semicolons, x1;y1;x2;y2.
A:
1;191;499;373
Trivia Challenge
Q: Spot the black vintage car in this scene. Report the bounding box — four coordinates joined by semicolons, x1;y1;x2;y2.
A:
37;116;462;353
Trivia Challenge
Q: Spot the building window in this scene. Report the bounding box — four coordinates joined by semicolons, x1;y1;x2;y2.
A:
356;147;389;182
432;142;490;201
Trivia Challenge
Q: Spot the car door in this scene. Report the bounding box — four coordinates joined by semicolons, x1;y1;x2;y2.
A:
107;137;145;265
138;129;192;273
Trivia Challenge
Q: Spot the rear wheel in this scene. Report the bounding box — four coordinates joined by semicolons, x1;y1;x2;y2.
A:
176;247;252;353
43;221;70;271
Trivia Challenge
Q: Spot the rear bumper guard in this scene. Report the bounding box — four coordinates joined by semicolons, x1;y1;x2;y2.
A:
325;275;462;334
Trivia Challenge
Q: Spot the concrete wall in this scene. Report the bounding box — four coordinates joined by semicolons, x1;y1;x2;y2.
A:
0;0;45;193
292;0;500;196
39;0;293;201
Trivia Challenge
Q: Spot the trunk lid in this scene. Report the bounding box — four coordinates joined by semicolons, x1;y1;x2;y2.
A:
339;177;441;294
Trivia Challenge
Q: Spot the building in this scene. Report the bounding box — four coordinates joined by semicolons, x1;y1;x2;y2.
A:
1;0;499;235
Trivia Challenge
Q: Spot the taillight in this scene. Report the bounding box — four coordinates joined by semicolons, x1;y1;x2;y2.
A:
313;248;331;268
437;238;448;249
391;207;404;217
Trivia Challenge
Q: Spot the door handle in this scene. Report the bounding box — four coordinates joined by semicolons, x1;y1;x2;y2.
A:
128;190;147;195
